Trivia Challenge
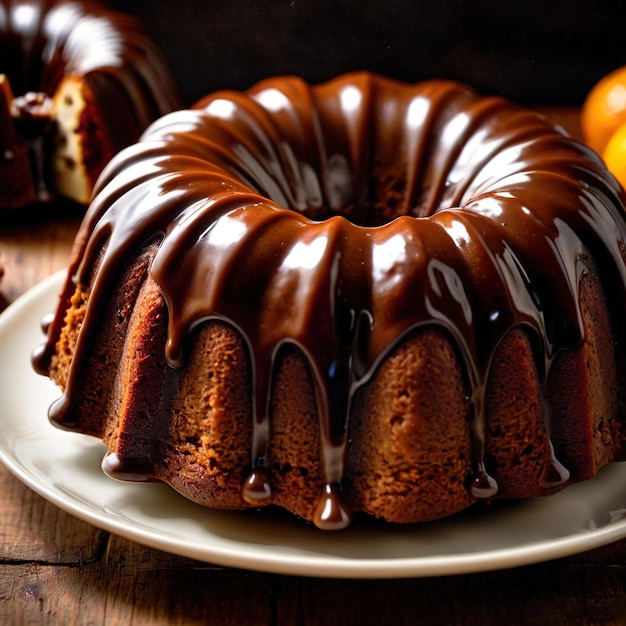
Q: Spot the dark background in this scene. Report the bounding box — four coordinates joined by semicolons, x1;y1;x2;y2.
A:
110;0;626;107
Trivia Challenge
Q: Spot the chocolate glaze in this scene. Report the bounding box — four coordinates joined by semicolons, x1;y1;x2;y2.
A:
33;72;626;529
0;0;181;204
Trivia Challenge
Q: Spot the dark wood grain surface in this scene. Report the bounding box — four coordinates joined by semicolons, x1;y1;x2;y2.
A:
2;109;626;625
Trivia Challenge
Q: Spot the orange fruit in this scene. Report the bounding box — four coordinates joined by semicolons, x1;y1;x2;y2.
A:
581;66;626;155
602;120;626;188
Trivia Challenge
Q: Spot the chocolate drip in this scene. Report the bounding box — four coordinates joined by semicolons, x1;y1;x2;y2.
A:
242;466;272;504
101;452;160;483
541;442;571;489
33;73;626;529
313;483;353;531
470;464;499;499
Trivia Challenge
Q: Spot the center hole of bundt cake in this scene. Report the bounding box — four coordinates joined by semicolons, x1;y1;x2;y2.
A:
244;127;440;226
280;167;419;227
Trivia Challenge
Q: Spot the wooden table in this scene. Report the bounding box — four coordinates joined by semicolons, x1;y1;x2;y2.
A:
2;110;626;625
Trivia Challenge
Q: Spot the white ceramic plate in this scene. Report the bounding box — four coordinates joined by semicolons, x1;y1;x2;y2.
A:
2;272;626;578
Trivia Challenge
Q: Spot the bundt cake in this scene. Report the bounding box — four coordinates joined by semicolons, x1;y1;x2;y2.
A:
0;0;181;208
33;72;626;530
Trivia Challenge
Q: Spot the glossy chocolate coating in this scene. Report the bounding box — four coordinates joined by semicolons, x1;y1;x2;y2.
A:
33;72;626;529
